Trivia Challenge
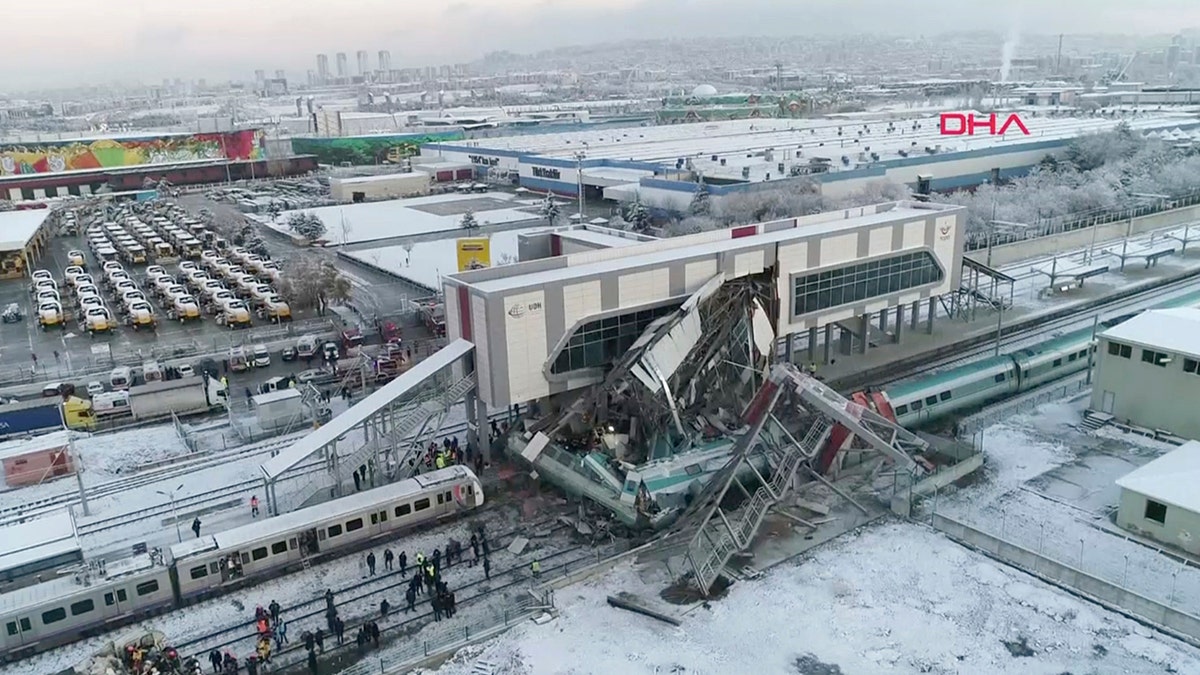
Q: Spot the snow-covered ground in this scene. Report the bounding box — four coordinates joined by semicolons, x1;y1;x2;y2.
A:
343;227;547;290
419;395;1200;675
270;192;542;245
427;524;1200;675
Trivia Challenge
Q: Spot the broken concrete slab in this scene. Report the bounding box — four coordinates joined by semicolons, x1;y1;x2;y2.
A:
607;595;682;626
794;499;831;516
507;536;530;555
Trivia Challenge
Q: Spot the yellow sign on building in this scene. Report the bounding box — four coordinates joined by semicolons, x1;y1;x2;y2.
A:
456;238;491;271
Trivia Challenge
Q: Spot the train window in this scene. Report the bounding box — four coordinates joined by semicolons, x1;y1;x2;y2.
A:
437;493;444;505
395;504;412;517
70;599;94;616
136;580;160;596
272;542;288;555
924;396;937;406
210;562;220;574
445;491;452;503
328;524;343;537
346;518;363;532
414;498;431;511
6;621;17;636
379;510;388;523
1185;358;1199;374
371;513;378;525
117;589;127;602
466;486;473;495
894;404;909;416
1053;358;1062;367
41;608;67;625
289;538;298;550
910;400;923;412
939;391;951;402
189;565;208;580
252;547;268;561
993;373;1006;383
1068;353;1077;362
104;592;114;606
19;618;30;632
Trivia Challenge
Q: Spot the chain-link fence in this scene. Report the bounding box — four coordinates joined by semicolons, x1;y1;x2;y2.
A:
955;375;1090;438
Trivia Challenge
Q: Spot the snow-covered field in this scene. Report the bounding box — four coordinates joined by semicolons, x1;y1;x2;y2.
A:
422;397;1200;675
428;524;1200;675
270;192;541;245
343;227;546;290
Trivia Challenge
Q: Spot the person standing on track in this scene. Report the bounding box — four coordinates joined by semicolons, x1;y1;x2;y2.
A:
366;551;376;576
398;550;407;576
251;495;260;518
192;517;202;538
384;548;394;571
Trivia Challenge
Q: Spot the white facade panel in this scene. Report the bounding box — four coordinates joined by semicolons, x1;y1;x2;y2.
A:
32;189;45;199
933;215;958;281
503;291;549;403
819;233;857;267
733;250;765;278
423;148;521;172
471;294;492;402
563;280;602;328
618;268;670;306
868;227;892;257
684;260;718;292
7;188;19;201
902;220;925;248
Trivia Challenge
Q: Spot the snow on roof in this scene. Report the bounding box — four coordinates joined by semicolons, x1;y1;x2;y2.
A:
1116;441;1200;513
463;203;946;294
0;209;50;252
1101;307;1200;360
554;228;642;249
0;429;70;461
253;388;303;405
0;552;159;614
344;226;548;292
268;192;540;245
431;113;1200;175
259;339;474;481
331;171;430;185
185;466;473;555
0;510;79;575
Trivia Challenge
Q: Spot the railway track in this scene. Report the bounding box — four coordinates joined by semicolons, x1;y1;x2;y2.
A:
871;271;1200;389
174;515;575;658
2;407;515;529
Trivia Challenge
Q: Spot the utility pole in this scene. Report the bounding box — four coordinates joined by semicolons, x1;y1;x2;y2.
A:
1086;314;1099;385
70;434;90;517
575;151;586;224
156;484;185;543
993;302;1004;357
1056;34;1063;75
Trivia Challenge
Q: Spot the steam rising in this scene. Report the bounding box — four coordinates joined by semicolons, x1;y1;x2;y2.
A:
999;13;1023;83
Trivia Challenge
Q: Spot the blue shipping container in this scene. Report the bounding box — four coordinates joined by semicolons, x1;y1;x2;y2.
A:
0;403;64;438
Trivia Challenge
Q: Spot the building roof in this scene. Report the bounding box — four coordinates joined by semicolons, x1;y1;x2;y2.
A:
332;171;430;185
1101;307;1200;360
0;209;50;252
0;429;70;462
1116;441;1200;513
459;201;952;294
427;113;1200;181
0;510;79;576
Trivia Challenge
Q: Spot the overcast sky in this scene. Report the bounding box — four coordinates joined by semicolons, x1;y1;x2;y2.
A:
4;0;1199;89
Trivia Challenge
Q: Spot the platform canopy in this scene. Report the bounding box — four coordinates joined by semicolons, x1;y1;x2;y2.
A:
0;209;50;252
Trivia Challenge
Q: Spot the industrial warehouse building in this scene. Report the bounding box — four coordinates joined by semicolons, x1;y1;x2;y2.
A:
330;171;431;203
1091;308;1200;440
444;199;964;407
1115;440;1200;555
418;113;1200;210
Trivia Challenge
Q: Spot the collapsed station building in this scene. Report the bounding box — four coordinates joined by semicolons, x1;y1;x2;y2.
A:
445;200;978;592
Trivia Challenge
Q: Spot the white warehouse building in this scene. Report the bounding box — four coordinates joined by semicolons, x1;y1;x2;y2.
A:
1092;307;1200;440
1115;440;1200;555
443;199;965;407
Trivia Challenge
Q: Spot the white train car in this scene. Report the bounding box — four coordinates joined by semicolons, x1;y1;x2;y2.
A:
0;555;173;660
171;466;484;601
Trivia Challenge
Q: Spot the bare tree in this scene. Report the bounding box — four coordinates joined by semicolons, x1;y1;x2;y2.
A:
277;254;351;316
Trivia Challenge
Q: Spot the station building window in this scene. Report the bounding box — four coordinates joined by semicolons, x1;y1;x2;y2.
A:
1141;349;1169;367
1107;342;1132;359
792;251;944;317
1144;499;1167;525
551;303;680;374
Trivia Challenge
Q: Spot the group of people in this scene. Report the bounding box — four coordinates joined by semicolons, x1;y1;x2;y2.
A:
119;642;183;674
201;600;285;674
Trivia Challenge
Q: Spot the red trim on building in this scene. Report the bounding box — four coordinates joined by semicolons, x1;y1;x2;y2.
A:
458;286;472;341
731;225;757;239
550;234;562;257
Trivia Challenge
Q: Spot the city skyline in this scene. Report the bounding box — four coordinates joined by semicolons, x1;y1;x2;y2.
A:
4;0;1200;89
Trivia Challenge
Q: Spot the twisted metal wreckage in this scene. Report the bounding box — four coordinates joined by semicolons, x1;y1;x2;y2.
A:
505;271;945;594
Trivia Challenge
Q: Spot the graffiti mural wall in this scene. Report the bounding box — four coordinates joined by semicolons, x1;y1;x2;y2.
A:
291;131;466;166
0;130;265;176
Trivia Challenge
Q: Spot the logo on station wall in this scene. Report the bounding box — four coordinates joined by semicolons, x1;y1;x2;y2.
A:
508;301;543;319
939;224;953;240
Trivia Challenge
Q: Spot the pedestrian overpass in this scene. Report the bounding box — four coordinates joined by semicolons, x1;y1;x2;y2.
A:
257;339;488;515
